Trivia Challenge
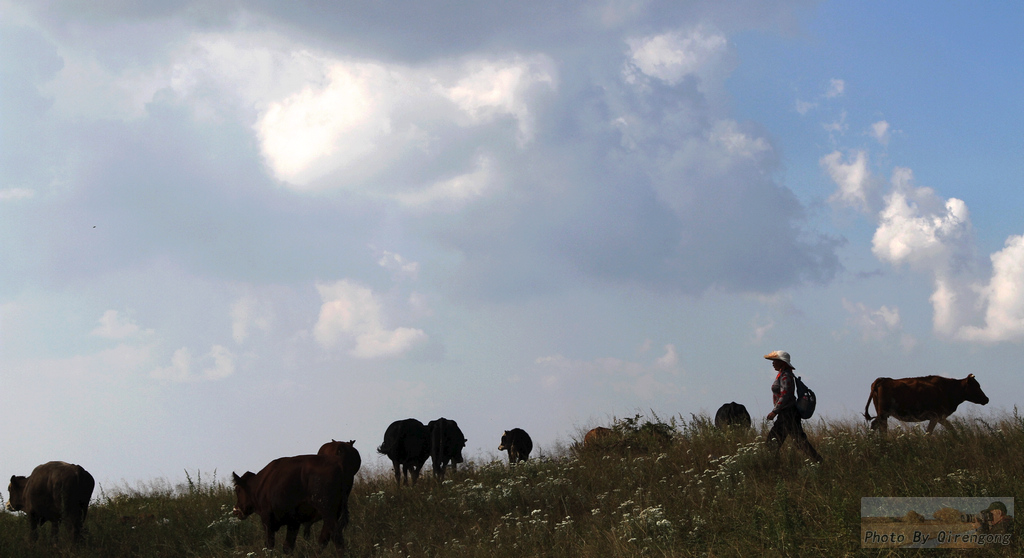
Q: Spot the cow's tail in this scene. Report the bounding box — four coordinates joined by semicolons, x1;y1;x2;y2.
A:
863;382;876;422
376;442;390;456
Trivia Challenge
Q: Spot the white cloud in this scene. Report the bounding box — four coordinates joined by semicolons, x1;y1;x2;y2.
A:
870;120;890;146
313;280;426;358
709;119;771;160
231;296;272;344
0;188;35;201
377;251;419;281
823;110;848;137
149;345;236;382
255;61;395;186
444;56;556;143
91;310;149;339
655;344;678;368
864;166;1024;342
795;99;816;115
958;235;1024;343
842;299;903;342
872;169;972;270
626;25;728;87
822;150;876;213
826;78;845;98
392;156;494;208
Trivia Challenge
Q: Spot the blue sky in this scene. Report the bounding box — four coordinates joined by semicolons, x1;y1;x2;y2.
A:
2;0;1023;487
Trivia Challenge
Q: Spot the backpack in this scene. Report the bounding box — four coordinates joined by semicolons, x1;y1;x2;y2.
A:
794;375;816;420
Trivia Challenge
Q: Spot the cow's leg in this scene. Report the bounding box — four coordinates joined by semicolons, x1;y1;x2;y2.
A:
871;416;888;433
925;419;938;433
263;517;277;551
283;523;300;554
410;465;420;485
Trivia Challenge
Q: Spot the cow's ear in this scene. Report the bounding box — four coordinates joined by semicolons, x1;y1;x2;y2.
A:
231;472;241;485
968;374;975;378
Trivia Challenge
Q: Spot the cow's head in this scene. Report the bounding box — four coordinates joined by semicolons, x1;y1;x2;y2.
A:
498;431;510;451
6;476;27;512
964;374;990;405
231;472;256;519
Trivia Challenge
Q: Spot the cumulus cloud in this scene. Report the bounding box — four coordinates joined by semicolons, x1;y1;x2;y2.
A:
958;235;1024;343
858;166;1024;342
313;280;426;358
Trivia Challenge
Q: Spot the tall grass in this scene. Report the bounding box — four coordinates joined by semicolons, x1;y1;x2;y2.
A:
1;413;1020;556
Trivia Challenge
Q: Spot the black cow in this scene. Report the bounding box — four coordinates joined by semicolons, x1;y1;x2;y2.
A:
377;419;431;486
714;402;752;430
428;417;467;481
498;428;533;463
7;461;95;542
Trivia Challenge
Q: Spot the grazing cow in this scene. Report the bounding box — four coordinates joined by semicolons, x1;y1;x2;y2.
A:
232;454;351;555
714;402;752;430
863;374;990;433
498;428;533;463
583;427;614;448
428;417;467;481
377;419;431;486
7;461;95;542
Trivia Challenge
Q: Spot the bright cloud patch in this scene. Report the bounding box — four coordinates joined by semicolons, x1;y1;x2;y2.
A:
150;345;236;382
91;310;147;339
627;25;728;86
256;62;393;186
822;150;875;213
959;235;1024;343
313;280;426;358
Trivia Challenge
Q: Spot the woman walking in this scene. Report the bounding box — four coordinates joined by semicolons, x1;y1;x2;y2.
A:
764;350;822;463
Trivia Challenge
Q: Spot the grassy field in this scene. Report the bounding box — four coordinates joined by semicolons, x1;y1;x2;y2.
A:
1;412;1020;557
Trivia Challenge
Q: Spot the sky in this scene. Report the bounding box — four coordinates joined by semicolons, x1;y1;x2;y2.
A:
2;1;1023;489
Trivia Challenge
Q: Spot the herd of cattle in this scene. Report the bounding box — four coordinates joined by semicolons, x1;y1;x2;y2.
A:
4;374;991;554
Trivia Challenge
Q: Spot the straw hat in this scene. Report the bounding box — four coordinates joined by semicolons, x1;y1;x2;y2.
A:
763;350;794;369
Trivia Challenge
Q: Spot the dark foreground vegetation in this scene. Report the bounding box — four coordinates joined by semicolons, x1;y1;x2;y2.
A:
1;412;1021;557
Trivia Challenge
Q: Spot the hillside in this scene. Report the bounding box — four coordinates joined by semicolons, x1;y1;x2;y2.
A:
1;413;1020;557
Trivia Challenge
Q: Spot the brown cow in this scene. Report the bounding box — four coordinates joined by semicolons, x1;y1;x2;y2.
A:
7;461;95;542
583;427;614;448
232;454;352;555
863;374;990;433
298;440;362;540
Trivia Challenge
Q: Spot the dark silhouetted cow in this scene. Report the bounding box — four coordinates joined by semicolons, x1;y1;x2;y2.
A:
428;417;466;481
7;461;95;542
377;419;431;486
863;374;990;433
498;428;533;463
714;402;752;430
232;454;352;555
583;426;614;448
298;440;362;540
